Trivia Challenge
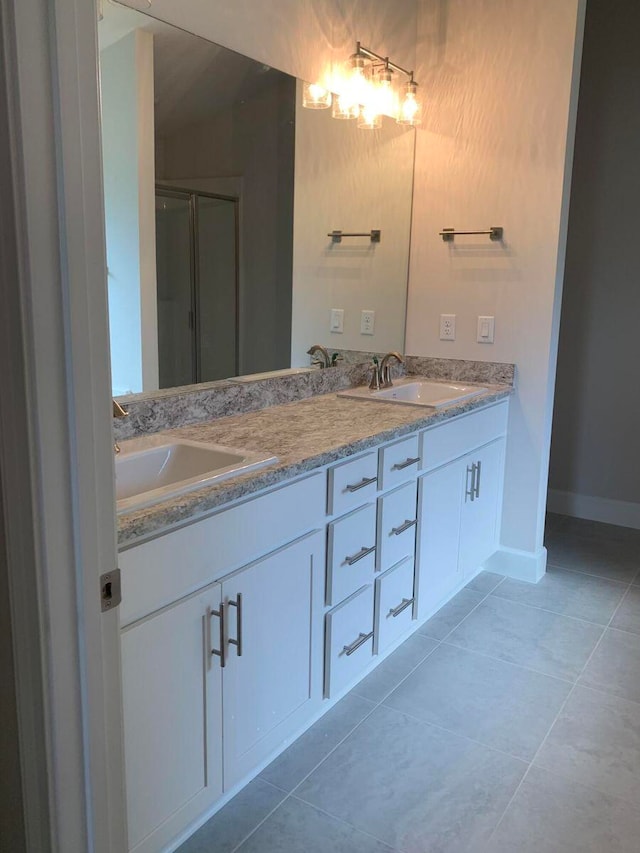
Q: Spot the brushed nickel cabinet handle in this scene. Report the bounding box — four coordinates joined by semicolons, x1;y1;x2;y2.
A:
389;597;414;618
391;518;417;536
475;459;482;499
345;475;377;493
228;593;243;657
345;545;376;566
465;463;476;502
343;630;374;656
392;456;421;471
210;603;226;668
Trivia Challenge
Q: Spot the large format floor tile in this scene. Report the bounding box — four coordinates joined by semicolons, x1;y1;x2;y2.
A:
259;693;374;792
237;797;394;853
445;596;603;681
492;566;627;625
351;633;437;704
384;644;571;760
486;765;640;853
534;686;640;806
177;779;286;853
464;571;504;595
545;534;639;583
417;588;485;640
296;705;526;853
579;627;640;703
610;586;640;635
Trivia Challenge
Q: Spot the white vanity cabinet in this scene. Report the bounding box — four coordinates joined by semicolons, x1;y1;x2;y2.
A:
415;404;508;621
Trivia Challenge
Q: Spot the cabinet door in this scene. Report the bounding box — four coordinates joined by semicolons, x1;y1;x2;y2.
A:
121;584;223;853
459;439;505;578
415;460;464;622
222;531;325;789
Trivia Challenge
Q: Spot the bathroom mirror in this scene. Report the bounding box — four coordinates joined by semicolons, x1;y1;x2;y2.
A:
99;3;415;396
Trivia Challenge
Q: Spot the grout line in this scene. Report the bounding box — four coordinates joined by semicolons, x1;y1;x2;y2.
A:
487;589;626;629
439;639;579;686
483;557;636;847
546;560;639;585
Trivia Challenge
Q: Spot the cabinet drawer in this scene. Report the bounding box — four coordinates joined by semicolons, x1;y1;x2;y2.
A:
327;452;378;517
375;557;415;654
324;585;374;698
420;401;508;472
378;434;421;491
119;472;324;626
377;481;418;572
327;504;377;606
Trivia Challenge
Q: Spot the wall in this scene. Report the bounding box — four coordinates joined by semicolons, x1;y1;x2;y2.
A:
291;80;414;365
101;30;158;394
405;0;584;576
548;0;640;529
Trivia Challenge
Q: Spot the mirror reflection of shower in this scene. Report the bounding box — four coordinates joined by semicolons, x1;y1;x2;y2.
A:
155;187;239;388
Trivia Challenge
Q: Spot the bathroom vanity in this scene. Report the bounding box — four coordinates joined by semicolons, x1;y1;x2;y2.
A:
117;384;510;852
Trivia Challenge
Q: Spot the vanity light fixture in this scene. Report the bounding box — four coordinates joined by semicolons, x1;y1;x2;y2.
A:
301;42;421;129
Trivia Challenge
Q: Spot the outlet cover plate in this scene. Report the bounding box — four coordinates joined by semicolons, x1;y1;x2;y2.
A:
440;314;456;341
361;309;375;335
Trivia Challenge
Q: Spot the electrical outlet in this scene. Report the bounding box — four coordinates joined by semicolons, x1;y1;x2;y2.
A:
360;309;375;335
439;314;456;341
330;308;344;333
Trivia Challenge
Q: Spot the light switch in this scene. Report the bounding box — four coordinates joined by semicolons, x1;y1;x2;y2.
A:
330;308;344;333
439;314;456;341
360;310;375;335
477;315;495;343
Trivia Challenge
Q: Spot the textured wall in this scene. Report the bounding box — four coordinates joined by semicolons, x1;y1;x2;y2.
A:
406;0;584;559
548;0;640;515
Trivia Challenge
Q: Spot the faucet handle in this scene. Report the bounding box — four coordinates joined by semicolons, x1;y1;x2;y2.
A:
369;357;382;391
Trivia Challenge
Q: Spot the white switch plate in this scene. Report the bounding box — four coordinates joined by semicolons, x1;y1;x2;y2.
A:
477;315;495;343
360;309;375;335
439;314;456;341
330;308;344;333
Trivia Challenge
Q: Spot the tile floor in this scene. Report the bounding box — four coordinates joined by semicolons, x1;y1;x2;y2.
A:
178;513;640;853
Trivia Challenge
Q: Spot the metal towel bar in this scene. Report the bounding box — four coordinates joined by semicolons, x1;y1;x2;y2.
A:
439;227;503;242
328;230;381;243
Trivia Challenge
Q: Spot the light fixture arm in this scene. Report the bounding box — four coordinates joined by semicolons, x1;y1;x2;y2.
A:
354;41;416;85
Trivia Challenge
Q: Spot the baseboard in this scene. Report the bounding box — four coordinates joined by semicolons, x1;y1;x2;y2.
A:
484;546;547;583
547;489;640;531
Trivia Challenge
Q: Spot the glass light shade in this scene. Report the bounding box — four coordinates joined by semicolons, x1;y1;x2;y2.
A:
302;81;332;109
397;82;421;126
357;103;382;130
332;92;359;119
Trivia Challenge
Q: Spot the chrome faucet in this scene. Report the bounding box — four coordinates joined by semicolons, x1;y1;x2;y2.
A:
112;399;128;454
379;352;405;388
307;344;331;369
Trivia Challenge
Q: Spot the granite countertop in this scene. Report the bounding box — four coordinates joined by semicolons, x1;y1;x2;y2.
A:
117;380;513;548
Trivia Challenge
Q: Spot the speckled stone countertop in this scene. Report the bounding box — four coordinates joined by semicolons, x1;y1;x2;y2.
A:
117;379;513;548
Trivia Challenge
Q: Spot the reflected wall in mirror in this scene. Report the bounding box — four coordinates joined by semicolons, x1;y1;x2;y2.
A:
98;3;415;395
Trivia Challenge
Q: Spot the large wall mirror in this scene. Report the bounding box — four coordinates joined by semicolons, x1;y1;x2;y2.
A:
98;3;416;395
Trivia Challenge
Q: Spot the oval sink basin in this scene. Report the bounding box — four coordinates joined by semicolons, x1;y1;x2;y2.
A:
115;436;277;514
339;379;486;408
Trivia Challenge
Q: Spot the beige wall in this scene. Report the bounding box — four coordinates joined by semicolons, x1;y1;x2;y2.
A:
406;0;584;566
548;0;640;528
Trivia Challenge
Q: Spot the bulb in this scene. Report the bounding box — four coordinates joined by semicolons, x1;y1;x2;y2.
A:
397;81;421;126
357;102;382;130
332;91;359;119
302;81;332;109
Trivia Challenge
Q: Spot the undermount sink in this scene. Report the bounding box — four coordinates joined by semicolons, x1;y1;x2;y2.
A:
115;436;277;513
338;378;486;408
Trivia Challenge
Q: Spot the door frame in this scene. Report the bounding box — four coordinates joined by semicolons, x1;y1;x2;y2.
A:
0;0;126;850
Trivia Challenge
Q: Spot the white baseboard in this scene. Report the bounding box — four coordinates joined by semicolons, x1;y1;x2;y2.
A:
484;546;547;583
547;489;640;531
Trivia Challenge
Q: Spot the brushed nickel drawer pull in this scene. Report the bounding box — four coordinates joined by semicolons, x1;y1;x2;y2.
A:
210;603;226;668
228;593;243;657
345;475;377;493
392;456;420;471
465;463;476;502
389;597;414;618
474;459;482;499
345;544;376;565
343;630;374;656
391;518;417;536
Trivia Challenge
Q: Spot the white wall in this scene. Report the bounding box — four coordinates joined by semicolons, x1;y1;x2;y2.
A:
406;0;585;576
548;0;640;529
101;30;158;395
291;80;414;364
